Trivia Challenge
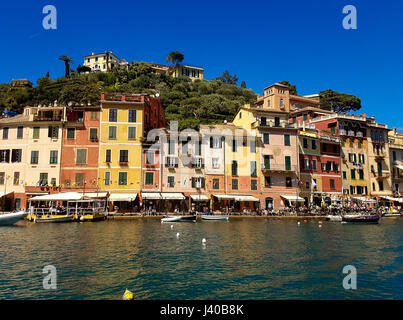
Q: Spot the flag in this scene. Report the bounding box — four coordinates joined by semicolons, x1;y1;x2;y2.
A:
311;179;317;189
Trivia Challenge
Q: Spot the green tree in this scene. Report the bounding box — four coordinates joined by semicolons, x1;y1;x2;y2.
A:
59;56;73;78
319;89;362;113
215;71;238;85
241;81;246;88
278;80;297;95
166;51;184;66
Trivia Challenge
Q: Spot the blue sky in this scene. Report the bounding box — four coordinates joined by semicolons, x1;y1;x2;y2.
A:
1;0;402;130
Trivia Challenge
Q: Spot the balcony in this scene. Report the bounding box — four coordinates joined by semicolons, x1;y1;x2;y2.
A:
101;93;144;103
339;129;347;136
348;130;355;137
356;131;363;138
375;172;390;179
261;163;297;172
33;115;62;122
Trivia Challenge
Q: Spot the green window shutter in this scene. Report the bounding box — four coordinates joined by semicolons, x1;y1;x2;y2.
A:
263;133;270;144
191;177;196;188
128;127;136;139
201;178;205;188
285;156;291;171
284;134;290;146
264;156;270;169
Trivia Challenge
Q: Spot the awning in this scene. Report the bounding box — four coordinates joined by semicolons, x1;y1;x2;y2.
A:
29;192;84;201
0;192;12;198
160;193;185;200
381;196;403;203
234;195;260;202
190;194;210;201
80;192;108;198
281;195;305;202
25;192;49;196
213;194;235;199
394;164;403;170
352;196;376;203
109;193;137;201
141;192;162;200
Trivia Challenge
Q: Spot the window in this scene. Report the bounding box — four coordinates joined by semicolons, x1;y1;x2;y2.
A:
104;172;111;186
280;99;284;108
39;173;48;185
261;117;267;126
343;171;347;179
312;159;317;170
330;179;335;190
31;151;39;164
0;150;10;163
89;128;98;140
212;158;219;169
145;151;155;165
359;169;364;180
212;179;220;190
13;172;20;185
303;158;310;170
167;176;175;188
11;149;22;162
108;126;117;139
292;117;296;124
17;126;23;139
49;150;58;164
0;172;4;185
128;109;137;122
118;172;128;185
284;134;290;146
232;179;238;190
264;176;271;187
195;140;202;156
76;149;87;165
358;140;362;148
2;127;9;139
168;140;176;155
210;136;222;149
67;128;75;139
75;173;84;186
105;149;111;163
231;160;238;176
251;179;258;190
379;181;384;191
91;111;98;120
303;114;308;121
192;177;205;189
275;117;280;127
285;177;292;187
33;127;40;139
109;109;117;122
303;138;308;149
392;151;397;161
350;186;356;195
232;139;237;152
263;133;270;144
312;140;316;150
48;126;59;139
285;156;291;171
250;161;257;177
358;154;365;164
145;172;154;186
250;140;256;153
351;169;356;179
263;155;270;170
119;150;129;163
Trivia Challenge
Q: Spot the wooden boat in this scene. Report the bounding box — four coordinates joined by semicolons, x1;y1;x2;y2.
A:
161;215;197;223
0;210;27;226
34;214;74;223
342;214;380;224
325;215;342;222
78;212;106;222
201;215;229;221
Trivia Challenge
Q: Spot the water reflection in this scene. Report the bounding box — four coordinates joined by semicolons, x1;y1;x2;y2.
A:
0;218;402;299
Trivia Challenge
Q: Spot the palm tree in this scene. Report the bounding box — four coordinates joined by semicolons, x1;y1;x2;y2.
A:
166;51;184;66
105;51;110;72
59;56;73;78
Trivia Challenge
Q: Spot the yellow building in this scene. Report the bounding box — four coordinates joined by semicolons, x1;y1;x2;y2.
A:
388;128;403;196
146;63;204;81
98;95;144;197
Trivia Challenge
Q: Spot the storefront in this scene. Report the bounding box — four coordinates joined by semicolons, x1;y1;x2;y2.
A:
280;195;305;208
141;192;163;212
190;194;210;212
108;193;138;212
212;194;259;213
160;193;187;213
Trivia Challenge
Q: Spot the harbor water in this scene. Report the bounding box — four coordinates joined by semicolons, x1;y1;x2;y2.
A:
0;218;402;299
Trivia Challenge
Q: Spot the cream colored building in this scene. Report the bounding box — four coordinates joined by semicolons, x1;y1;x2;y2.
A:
146;62;204;81
83;51;128;72
388;128;403;196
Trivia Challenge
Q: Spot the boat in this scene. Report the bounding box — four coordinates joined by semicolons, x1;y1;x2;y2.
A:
201;215;229;221
342;214;380;224
325;215;342;222
161;215;197;223
34;214;74;223
0;210;27;226
383;213;401;217
78;212;106;222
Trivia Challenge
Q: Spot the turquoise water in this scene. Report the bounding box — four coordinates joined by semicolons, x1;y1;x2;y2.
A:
0;218;402;300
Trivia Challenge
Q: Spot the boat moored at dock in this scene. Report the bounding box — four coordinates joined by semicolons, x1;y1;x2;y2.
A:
201;215;229;221
342;214;380;224
161;215;197;223
0;210;27;226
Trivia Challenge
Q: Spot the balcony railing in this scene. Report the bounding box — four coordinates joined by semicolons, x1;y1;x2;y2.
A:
356;131;363;138
261;163;297;172
348;130;355;136
33;115;62;121
339;129;347;136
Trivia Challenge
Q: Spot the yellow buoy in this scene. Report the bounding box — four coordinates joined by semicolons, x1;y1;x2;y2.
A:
123;288;134;300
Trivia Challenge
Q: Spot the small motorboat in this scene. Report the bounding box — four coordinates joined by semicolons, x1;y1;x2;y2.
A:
0;210;27;226
342;215;380;224
201;215;229;221
325;215;342;222
34;214;74;223
161;215;197;223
